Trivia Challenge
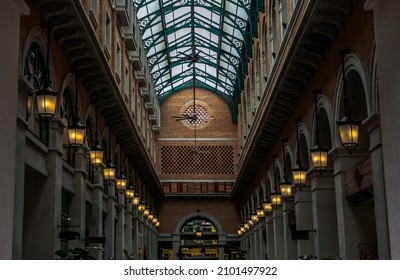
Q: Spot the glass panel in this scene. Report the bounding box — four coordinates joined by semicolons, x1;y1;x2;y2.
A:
135;0;250;101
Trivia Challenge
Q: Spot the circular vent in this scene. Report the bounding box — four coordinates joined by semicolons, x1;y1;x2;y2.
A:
184;105;208;125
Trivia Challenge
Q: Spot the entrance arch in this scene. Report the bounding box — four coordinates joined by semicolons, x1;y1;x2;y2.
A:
174;212;225;260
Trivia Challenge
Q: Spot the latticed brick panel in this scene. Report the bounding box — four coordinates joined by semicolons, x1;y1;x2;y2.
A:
161;145;234;174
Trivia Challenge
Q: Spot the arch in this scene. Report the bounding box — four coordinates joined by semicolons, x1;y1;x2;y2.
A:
258;178;265;204
273;163;281;191
261;15;268;80
284;149;294;182
284;140;295;170
175;211;224;234
245;199;250;219
265;169;274;194
279;0;289;39
297;122;311;169
269;0;277;64
310;104;334;169
259;176;267;201
22;26;57;91
113;143;121;168
56;73;77;118
310;94;335;149
369;42;379;114
101;126;112;164
85;115;95;149
333;53;370;147
298;133;310;170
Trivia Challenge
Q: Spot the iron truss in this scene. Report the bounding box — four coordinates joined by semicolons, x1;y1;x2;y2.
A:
134;0;264;122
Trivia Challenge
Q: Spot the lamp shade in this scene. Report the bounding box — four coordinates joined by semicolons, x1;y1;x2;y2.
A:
90;144;104;167
155;221;160;228
116;173;127;190
279;177;292;198
292;163;307;187
125;187;135;200
251;212;259;223
244;223;250;230
152;217;158;224
148;213;154;221
132;194;140;206
337;115;359;154
256;207;265;218
143;207;150;217
195;231;202;238
310;143;328;171
36;85;57;118
103;162;116;180
138;202;145;213
262;199;273;213
270;190;282;207
68;120;85;150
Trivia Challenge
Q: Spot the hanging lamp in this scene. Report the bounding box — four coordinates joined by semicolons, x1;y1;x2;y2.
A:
310;89;328;173
337;49;359;154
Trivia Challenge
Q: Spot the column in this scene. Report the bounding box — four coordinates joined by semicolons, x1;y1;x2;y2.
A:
332;148;370;259
365;0;400;259
172;233;180;260
115;195;126;260
0;0;29;260
12;79;31;259
265;218;275;259
124;207;133;258
104;197;116;259
310;170;339;259
88;161;104;260
364;114;390;259
69;147;91;249
39;117;65;259
294;188;315;257
257;222;266;259
253;224;261;259
272;209;285;259
244;231;250;259
249;228;255;259
132;209;139;259
143;220;149;259
138;216;144;259
282;202;298;259
218;234;227;260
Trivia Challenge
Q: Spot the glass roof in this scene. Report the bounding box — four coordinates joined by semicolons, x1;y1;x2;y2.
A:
134;0;253;118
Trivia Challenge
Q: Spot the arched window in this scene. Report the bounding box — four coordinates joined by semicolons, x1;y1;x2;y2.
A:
24;43;48;144
180;217;218;234
62;89;75;166
269;0;277;66
279;0;289;39
262;18;269;79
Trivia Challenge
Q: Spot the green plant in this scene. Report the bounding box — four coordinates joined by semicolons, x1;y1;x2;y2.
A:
298;254;318;260
123;249;135;260
55;241;103;260
298;254;341;260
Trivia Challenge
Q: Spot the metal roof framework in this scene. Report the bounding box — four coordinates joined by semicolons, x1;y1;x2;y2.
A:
134;0;261;121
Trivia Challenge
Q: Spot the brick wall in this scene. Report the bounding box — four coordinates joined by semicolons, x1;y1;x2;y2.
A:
157;88;238;181
157;198;240;234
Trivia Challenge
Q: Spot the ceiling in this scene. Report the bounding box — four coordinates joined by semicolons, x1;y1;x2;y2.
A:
134;0;261;121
